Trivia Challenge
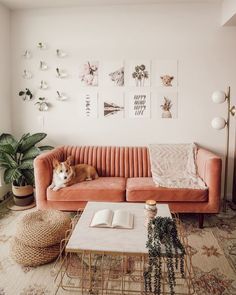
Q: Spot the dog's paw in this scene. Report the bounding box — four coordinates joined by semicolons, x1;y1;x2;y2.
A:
52;187;60;191
49;184;55;190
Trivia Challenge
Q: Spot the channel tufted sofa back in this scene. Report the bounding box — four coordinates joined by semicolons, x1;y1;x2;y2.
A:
62;146;152;178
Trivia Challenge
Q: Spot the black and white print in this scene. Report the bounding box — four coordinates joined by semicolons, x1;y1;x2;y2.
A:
103;61;124;87
102;91;124;118
79;91;98;118
128;91;150;118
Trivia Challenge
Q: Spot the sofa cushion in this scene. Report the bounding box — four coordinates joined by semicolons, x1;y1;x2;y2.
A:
126;178;208;202
47;177;126;202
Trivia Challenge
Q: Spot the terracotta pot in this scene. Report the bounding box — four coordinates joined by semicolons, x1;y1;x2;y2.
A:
12;184;34;206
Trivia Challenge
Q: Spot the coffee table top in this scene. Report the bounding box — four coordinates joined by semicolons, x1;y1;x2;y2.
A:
66;202;171;254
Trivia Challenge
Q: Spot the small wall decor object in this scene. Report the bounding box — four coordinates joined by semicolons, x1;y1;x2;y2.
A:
56;68;68;78
79;91;98;118
39;80;49;90
40;61;48;71
155;60;178;88
211;86;235;212
22;70;33;79
18;88;33;101
56;91;68;101
22;50;31;59
56;49;67;58
128;91;150;118
103;61;124;87
79;61;98;86
35;97;50;111
37;42;47;49
158;93;178;119
102;91;125;118
128;61;150;87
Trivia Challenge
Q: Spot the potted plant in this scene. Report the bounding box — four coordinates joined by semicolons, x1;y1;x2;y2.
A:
160;96;172;118
0;133;53;206
18;88;33;101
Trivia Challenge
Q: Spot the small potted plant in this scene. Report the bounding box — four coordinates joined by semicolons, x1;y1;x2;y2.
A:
160;97;172;118
0;133;53;206
19;88;33;101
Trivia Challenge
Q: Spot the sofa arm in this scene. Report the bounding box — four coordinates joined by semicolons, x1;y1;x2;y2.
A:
34;147;64;209
196;148;222;212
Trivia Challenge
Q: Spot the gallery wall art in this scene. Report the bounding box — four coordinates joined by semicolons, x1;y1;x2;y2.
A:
158;92;178;119
128;91;151;118
20;44;179;117
127;60;151;87
103;61;124;87
79;61;99;86
79;91;98;118
101;91;125;118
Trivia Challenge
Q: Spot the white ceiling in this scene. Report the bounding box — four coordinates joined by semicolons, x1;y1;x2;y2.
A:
0;0;222;10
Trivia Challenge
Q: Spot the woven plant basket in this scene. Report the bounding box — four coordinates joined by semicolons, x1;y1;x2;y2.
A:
15;209;71;247
11;237;60;267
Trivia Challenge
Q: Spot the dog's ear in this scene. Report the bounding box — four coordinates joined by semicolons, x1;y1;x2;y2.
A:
170;76;174;80
160;76;163;80
53;158;59;168
65;156;72;166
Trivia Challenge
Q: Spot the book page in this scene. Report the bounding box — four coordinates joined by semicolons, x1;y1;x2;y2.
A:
112;210;133;229
90;209;113;227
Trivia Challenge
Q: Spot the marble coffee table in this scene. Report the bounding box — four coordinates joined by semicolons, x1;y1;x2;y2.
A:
54;202;194;295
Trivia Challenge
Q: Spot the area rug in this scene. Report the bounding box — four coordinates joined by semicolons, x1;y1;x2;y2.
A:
0;201;236;295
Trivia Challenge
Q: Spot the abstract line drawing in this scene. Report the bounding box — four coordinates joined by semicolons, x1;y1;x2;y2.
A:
103;61;124;87
104;102;124;117
79;61;98;86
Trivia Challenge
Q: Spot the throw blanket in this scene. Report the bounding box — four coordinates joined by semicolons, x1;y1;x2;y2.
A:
149;144;207;189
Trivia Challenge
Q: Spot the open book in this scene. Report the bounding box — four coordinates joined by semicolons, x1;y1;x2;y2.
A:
90;209;133;229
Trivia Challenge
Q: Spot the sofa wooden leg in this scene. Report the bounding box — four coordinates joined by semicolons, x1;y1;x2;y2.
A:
198;214;204;228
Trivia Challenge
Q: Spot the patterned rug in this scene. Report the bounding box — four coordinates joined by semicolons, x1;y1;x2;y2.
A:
0;200;236;295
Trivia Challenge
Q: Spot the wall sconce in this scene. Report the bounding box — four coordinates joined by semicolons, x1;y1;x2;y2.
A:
211;86;235;212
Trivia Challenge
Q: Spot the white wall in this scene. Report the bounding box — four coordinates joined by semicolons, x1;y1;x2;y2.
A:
11;3;236;196
0;3;11;198
222;0;236;26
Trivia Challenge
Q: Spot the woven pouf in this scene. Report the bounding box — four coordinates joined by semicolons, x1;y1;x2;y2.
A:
11;237;60;267
11;209;71;266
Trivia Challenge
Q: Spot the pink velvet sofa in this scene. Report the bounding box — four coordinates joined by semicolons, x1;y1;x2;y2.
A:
34;145;222;227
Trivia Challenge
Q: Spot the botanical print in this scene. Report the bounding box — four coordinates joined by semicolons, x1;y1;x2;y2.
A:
79;61;98;86
158;93;178;119
79;91;98;118
128;61;150;87
103;61;124;86
128;91;150;118
154;60;178;88
201;245;222;257
102;91;124;118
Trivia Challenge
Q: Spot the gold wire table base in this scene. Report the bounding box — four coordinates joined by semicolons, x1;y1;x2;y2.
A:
53;210;194;295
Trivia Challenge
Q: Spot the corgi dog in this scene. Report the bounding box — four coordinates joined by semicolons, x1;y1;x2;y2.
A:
49;156;99;191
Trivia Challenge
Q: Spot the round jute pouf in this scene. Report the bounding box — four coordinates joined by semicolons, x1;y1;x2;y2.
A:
15;209;71;248
11;209;71;266
11;237;60;267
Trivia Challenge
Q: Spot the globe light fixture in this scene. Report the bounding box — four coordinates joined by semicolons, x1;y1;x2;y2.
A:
211;87;235;212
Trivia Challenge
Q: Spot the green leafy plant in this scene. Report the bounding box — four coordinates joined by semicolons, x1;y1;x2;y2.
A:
0;133;53;186
144;217;185;295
